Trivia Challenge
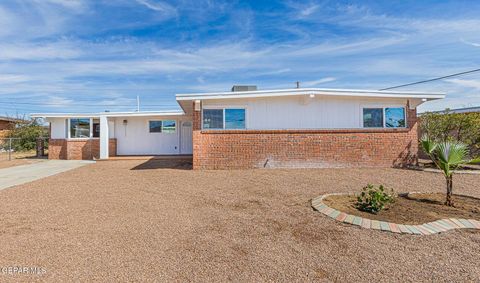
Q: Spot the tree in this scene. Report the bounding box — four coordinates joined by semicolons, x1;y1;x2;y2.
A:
6;119;47;152
421;136;480;206
420;110;480;156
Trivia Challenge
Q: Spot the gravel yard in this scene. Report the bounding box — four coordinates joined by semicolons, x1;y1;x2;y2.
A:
0;159;479;282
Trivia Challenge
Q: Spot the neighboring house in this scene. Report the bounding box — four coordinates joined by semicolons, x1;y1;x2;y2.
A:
31;87;445;169
0;116;26;137
422;106;480;114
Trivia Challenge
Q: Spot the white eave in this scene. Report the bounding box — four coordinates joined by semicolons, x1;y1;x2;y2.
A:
176;88;446;101
31;110;186;119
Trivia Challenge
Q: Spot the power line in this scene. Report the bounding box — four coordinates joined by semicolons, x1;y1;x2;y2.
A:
380;68;480;91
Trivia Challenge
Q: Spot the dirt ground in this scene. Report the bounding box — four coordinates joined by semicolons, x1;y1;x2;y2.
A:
324;193;480;225
0;160;479;282
0;150;44;169
0;159;43;169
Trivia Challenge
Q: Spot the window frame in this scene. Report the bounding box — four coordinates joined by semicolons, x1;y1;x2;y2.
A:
148;119;177;134
67;118;94;139
361;106;407;128
201;106;247;130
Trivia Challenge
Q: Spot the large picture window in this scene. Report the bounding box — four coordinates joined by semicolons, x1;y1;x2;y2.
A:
149;120;176;133
203;109;224;129
363;108;383;128
385;108;406;128
70;118;91;138
225;109;246;129
162;120;176;133
203;108;246;130
362;107;406;128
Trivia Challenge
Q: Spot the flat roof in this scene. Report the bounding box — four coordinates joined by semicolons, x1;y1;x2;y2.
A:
176;87;445;101
31;110;185;119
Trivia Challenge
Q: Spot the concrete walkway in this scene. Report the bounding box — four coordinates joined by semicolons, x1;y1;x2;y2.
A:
0;160;95;191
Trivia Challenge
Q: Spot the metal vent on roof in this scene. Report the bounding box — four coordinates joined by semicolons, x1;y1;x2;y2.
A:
231;85;257;92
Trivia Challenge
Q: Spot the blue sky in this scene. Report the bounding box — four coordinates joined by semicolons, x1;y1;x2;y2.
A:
0;0;479;116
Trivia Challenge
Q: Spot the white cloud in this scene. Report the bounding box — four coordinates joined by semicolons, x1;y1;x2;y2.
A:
299;4;319;17
135;0;177;15
36;0;87;10
0;41;81;60
301;77;336;87
446;79;480;90
461;39;480;47
0;74;30;83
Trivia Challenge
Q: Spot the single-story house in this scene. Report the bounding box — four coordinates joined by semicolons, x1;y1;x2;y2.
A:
0;116;26;131
31;86;445;169
425;106;480;114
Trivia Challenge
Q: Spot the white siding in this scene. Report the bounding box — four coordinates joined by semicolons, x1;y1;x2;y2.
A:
48;118;66;139
202;96;409;130
113;116;191;155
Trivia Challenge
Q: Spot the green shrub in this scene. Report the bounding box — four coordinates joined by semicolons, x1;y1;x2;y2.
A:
356;184;396;214
6;120;48;152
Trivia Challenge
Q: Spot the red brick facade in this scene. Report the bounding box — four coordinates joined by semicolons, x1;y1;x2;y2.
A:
48;139;117;160
192;105;419;169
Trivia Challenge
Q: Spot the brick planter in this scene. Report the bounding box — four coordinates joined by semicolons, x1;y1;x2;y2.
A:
48;139;117;160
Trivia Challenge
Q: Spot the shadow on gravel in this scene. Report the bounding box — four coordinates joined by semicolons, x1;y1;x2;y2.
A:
131;158;192;170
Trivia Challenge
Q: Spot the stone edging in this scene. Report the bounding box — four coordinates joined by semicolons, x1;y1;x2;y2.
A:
407;166;480;175
311;193;480;235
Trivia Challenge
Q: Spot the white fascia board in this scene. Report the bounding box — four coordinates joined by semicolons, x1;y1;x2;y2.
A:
31;111;185;119
176;88;446;101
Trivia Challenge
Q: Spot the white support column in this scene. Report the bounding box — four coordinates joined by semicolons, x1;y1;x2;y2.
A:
99;115;109;159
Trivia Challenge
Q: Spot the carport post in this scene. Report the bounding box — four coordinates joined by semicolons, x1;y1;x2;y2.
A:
99;115;109;159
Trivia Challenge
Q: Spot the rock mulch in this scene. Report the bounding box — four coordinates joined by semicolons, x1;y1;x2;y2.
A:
312;193;480;235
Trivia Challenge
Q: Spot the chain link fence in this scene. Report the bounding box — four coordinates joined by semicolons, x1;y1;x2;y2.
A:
0;137;49;161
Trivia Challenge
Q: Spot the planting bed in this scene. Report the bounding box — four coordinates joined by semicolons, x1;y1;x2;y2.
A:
323;193;480;225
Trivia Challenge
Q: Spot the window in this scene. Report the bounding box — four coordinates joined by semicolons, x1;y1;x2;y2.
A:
149;120;176;133
162;120;176;133
385;108;406;128
363;108;383;128
93;119;100;138
362;107;407;128
203;108;246;130
149;121;163;133
70;118;91;138
203;109;224;129
225;109;246;129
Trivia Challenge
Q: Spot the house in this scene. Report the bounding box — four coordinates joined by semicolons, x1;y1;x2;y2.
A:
0;116;24;131
425;106;480;114
0;116;26;137
31;87;445;169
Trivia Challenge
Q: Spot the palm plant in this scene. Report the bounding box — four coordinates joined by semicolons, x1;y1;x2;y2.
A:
421;136;480;206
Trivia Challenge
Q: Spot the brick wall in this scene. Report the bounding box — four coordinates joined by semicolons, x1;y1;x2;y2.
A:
48;139;117;160
192;104;419;169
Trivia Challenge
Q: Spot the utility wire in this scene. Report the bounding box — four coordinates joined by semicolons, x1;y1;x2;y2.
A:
380;68;480;91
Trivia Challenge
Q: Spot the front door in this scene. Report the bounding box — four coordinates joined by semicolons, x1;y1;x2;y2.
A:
180;121;193;154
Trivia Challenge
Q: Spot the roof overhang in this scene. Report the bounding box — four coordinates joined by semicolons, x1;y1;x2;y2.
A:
31;110;186;119
176;88;445;101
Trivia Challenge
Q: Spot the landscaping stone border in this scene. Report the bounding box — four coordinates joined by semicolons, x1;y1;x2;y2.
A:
406;166;480;175
311;193;480;235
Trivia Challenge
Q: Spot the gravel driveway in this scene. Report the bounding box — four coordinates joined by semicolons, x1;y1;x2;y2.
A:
0;159;479;282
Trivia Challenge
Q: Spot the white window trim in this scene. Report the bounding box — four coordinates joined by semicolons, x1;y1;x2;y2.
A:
201;106;247;130
360;105;407;128
67;118;94;140
148;119;177;134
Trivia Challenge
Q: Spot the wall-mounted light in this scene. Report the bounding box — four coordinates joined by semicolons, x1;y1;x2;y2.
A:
309;94;315;98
